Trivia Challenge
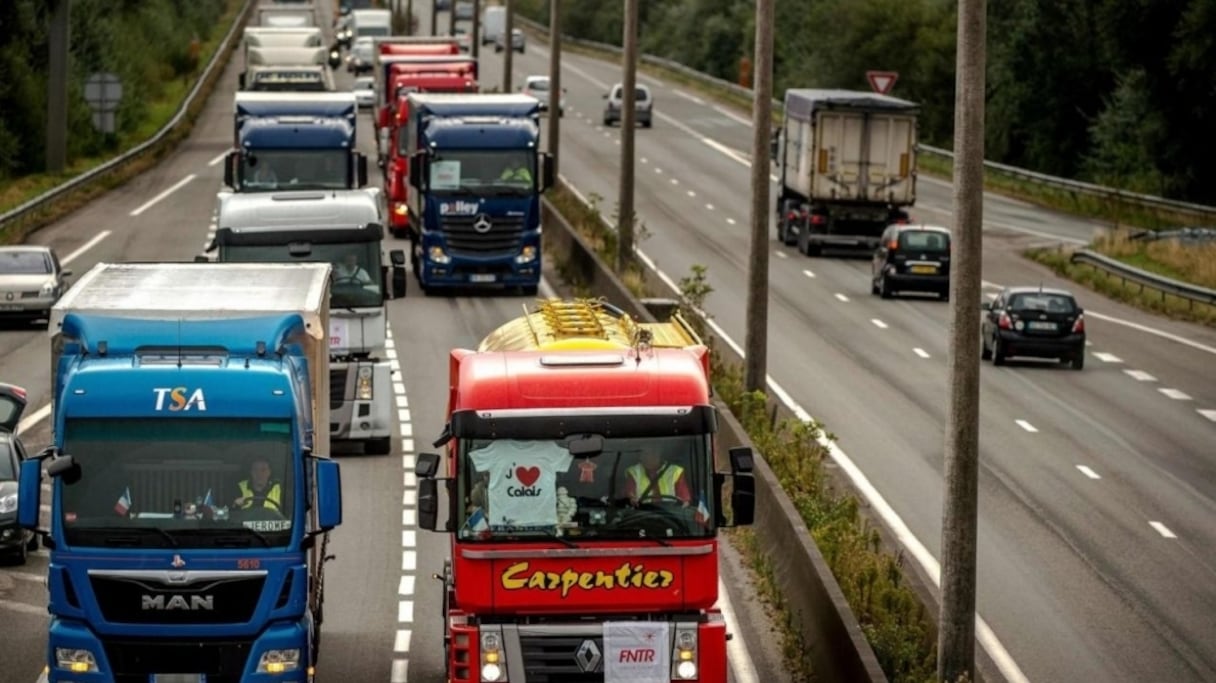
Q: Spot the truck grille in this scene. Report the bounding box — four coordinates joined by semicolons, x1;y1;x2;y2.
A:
91;574;265;625
330;366;348;410
441;214;525;256
519;634;605;682
102;637;252;683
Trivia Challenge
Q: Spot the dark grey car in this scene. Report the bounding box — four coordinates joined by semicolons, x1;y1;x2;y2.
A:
981;287;1087;369
0;383;36;565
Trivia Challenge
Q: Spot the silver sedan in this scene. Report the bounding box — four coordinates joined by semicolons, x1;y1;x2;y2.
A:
0;245;71;325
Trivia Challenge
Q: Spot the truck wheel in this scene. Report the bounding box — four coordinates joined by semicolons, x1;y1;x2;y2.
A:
365;437;392;456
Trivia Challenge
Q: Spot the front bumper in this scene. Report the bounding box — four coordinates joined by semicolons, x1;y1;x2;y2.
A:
329;360;393;440
995;330;1085;359
418;258;540;288
0;292;57;316
0;521;29;553
41;617;313;683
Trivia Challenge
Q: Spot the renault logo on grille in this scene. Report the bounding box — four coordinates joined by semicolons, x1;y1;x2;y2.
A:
473;214;493;234
575;639;602;673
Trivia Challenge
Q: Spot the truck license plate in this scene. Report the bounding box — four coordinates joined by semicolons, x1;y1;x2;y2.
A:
150;676;206;683
469;274;496;283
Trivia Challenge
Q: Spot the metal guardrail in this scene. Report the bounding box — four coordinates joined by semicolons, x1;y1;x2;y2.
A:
0;0;257;238
1070;249;1216;308
515;15;1216;226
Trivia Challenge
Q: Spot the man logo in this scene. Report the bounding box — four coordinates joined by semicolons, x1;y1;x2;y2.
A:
473;214;493;234
141;594;214;611
152;387;207;412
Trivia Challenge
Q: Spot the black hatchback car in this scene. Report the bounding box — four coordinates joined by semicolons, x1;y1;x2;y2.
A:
0;382;36;564
981;287;1086;369
871;224;952;300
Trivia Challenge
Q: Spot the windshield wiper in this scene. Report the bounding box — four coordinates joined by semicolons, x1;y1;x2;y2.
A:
528;529;578;548
176;527;272;548
70;525;180;548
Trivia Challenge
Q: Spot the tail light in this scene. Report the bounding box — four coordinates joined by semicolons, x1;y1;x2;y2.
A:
809;214;826;226
1072;314;1085;334
887;240;899;250
998;312;1012;330
786;211;798;223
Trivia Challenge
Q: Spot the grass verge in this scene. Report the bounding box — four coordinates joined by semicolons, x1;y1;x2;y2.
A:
1026;233;1216;327
0;0;247;244
518;18;1214;233
545;177;940;682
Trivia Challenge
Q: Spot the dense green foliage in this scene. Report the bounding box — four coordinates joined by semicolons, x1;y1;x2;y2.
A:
0;0;232;179
518;0;1216;204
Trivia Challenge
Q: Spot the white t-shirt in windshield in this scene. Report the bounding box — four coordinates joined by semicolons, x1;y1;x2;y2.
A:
470;440;573;529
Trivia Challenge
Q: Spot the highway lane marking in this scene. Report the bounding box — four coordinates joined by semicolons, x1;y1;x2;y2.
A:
802;269;815;278
687;190;696;197
713;104;752;126
388;323;416;679
1158;388;1192;400
773;251;786;259
130;174;196;216
391;659;408;683
871;319;888;329
395;629;412;652
1199;409;1216;422
641;157;648;164
834;293;849;302
1076;466;1101;479
705;203;714;210
402;509;416;527
1123;370;1157;382
1015;420;1039;433
1149;521;1177;539
726;217;735;225
402;550;416;571
386;348;398;360
62;229;113;265
1093;352;1123;363
716;578;761;683
17;404;52;436
558;173;1032;683
670;178;679;185
4;571;44;584
398;600;414;622
913;348;931;359
396;394;408;408
674;89;705;105
207;151;228;166
402;530;416;548
399;575;414;596
0;599;45;616
654;167;663;174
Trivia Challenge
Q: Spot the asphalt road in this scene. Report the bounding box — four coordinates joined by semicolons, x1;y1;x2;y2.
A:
456;14;1216;683
0;4;787;683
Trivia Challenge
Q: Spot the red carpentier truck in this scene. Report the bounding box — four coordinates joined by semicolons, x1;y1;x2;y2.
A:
372;38;478;237
414;298;756;683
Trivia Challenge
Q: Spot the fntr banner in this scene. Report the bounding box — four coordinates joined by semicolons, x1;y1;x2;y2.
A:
603;621;671;683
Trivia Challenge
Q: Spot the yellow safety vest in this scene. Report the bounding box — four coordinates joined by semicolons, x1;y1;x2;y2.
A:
238;481;282;510
500;167;532;183
627;464;684;500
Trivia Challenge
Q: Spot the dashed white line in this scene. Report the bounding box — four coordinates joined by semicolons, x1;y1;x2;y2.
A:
392;381;406;395
913;348;931;359
1093;352;1123;363
1015;420;1038;433
398;600;414;623
207;150;229;166
62;229;114;265
395;394;408;408
398;408;411;423
401;530;416;548
402;550;416;571
674;89;706;105
1076;465;1101;479
670;178;679;185
713;104;752;126
395;629;412;652
774;251;787;259
1123;370;1157;382
654;167;663;174
1149;521;1177;539
705;203;713;210
641;157;648;164
0;599;46;617
687;190;696;197
802;269;815;279
388;321;415;676
870;319;888;329
834;293;849;302
1159;388;1192;400
1199;409;1216;422
402;508;416;526
403;489;417;507
390;659;409;683
726;217;735;225
17;403;52;435
399;575;415;595
130;174;196;216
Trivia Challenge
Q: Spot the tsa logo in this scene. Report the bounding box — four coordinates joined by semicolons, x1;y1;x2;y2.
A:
439;200;480;216
153;387;207;412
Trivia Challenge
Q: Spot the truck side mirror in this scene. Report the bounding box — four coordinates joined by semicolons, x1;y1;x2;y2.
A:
730;473;756;526
239;72;247;90
729;446;755;473
356;153;368;188
390;249;407;298
17;459;43;529
223;151;239;189
540;153;555;192
408;155;423;190
315;458;342;531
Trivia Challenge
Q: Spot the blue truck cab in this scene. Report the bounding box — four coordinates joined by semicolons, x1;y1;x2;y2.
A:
402;93;554;295
18;263;342;683
224;92;369;195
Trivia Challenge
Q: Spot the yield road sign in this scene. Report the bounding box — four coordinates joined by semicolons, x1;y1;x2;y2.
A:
866;71;899;95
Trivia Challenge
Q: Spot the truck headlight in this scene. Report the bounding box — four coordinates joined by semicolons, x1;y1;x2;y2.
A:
428;246;451;264
393;202;408;216
673;628;698;679
55;648;98;673
256;648;300;673
480;631;505;681
0;493;16;514
356;366;374;400
514;245;537;263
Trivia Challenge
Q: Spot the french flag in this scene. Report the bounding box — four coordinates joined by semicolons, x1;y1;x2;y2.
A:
466;507;489;537
694;496;710;526
114;487;132;516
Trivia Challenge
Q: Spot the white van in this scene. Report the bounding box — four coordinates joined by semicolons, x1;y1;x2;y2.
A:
481;6;505;46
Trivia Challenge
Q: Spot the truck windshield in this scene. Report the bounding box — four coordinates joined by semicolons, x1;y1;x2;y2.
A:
59;418;297;549
221;240;383;308
458;435;715;542
242;150;348;191
428;150;534;196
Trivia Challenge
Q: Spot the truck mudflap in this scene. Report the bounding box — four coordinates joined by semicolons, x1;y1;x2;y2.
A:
444;616;728;683
329;360;393;454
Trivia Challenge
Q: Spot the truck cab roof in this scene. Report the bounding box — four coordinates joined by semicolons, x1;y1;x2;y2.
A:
423;117;539;149
407;93;540;118
784;88;919;118
239;117;355;149
217;191;382;241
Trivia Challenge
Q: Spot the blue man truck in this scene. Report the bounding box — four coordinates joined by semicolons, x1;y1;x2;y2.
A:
402;93;554;295
224;92;369;195
17;262;343;683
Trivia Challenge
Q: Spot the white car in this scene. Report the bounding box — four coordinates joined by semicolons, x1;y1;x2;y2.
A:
353;77;376;109
521;75;564;116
